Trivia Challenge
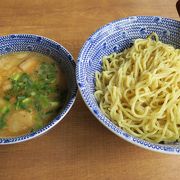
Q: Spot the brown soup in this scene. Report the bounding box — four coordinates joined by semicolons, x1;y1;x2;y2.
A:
0;52;67;137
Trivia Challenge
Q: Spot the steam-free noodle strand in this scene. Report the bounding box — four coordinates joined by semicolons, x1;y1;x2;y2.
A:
95;33;180;143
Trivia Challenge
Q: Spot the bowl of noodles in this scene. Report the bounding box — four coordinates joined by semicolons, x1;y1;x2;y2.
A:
76;16;180;154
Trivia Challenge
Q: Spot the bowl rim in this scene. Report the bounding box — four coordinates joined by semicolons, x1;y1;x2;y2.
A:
76;16;180;155
0;33;78;144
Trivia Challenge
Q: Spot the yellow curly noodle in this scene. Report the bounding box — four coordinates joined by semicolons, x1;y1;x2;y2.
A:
95;33;180;143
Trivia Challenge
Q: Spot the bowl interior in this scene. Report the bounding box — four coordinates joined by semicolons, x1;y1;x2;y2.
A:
0;34;77;144
77;16;180;154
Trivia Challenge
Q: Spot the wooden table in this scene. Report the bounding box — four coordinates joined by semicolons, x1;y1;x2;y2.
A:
0;0;179;179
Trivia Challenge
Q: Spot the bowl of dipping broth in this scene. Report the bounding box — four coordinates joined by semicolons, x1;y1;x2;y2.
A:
77;16;180;154
0;34;77;144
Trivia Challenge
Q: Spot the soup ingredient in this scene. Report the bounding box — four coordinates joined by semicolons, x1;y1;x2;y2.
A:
19;57;39;73
95;33;180;143
0;105;10;128
7;111;34;133
0;52;67;137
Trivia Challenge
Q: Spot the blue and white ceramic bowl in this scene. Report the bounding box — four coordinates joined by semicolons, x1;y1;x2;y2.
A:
0;34;77;144
76;16;180;154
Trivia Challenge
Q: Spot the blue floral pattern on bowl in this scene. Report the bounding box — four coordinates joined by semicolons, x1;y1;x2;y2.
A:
0;34;77;144
76;16;180;154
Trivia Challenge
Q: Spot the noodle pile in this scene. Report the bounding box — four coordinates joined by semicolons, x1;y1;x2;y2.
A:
95;33;180;143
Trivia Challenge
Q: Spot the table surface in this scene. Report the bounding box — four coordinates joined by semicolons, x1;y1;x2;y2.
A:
0;0;180;180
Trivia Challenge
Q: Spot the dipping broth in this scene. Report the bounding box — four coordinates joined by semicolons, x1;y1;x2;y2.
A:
0;52;67;137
